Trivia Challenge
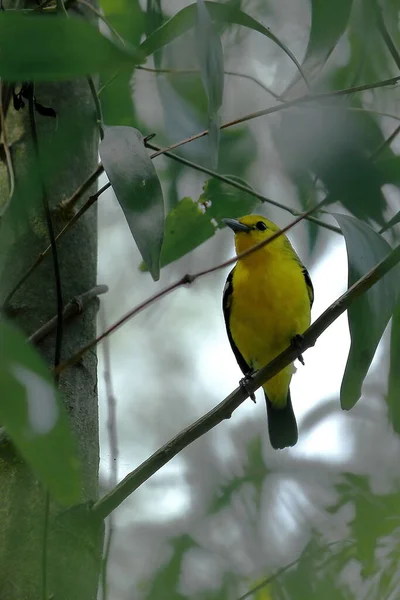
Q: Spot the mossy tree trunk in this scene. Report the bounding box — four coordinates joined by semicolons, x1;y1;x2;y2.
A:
0;54;103;600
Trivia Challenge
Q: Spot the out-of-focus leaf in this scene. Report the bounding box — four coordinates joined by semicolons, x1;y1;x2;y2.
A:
195;0;224;169
143;535;194;599
377;156;400;186
0;321;80;505
141;197;215;271
277;107;387;224
286;0;353;94
209;435;267;514
100;126;165;280
0;13;143;81
140;2;307;85
387;304;400;433
333;214;400;409
99;0;145;127
200;176;259;223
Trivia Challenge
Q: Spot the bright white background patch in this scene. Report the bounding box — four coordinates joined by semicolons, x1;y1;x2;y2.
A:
11;364;59;435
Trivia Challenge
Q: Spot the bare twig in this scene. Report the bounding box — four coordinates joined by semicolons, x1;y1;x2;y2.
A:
3;182;108;308
99;309;119;600
91;242;400;520
370;124;400;162
54;202;326;374
59;163;104;213
28;285;108;345
149;75;400;159
145;140;341;234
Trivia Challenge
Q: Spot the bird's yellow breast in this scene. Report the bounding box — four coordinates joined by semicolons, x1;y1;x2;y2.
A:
229;250;311;373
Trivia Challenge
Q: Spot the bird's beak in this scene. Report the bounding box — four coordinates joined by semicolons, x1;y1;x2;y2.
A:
222;218;251;233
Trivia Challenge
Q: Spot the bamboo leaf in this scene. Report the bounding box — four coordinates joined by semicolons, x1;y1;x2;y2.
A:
334;214;400;410
100;126;165;281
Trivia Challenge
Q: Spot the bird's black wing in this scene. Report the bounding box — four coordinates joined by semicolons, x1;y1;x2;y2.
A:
223;268;251;375
302;266;314;309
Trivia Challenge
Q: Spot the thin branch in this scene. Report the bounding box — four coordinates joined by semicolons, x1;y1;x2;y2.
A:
149;75;400;159
0;81;15;216
87;75;104;140
137;65;283;100
91;241;400;521
370;123;400;162
3;182;108;309
99;309;119;600
54;202;327;374
59;163;104;213
28;284;108;345
145;140;341;234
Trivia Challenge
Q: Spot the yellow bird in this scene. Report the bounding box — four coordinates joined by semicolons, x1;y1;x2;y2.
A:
223;215;313;449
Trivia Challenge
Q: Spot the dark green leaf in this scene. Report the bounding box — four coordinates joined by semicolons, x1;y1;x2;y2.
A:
333;214;400;409
0;321;80;505
386;303;400;433
0;13;144;81
143;535;194;600
140;2;307;86
200;176;259;223
286;0;353;94
195;0;224;168
142;196;215;271
100;126;165;280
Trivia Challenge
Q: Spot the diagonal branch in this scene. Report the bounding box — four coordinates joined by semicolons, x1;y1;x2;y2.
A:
91;242;400;521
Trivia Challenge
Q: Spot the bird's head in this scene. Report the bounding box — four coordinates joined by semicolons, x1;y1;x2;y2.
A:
223;215;286;256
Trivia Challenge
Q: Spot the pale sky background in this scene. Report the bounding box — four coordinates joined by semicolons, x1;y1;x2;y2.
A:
93;0;400;596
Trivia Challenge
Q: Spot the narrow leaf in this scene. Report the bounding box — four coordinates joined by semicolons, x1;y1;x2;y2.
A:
387;304;400;434
0;321;80;505
100;126;165;281
334;214;400;409
140;2;307;86
141;197;215;271
0;13;144;81
195;0;224;168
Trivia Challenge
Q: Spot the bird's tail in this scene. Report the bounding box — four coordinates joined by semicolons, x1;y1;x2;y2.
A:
265;391;298;450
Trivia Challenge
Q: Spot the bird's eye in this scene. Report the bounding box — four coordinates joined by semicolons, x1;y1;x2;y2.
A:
255;221;267;231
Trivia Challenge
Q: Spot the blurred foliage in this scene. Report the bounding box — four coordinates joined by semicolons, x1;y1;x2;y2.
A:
2;0;400;598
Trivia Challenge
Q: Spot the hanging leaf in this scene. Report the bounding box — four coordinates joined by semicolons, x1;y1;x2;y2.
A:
100;126;165;281
333;214;400;410
0;13;144;81
0;321;80;505
200;176;259;223
139;2;307;86
195;0;224;168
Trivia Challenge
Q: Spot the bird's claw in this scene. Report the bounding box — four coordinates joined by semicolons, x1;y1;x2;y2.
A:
239;373;256;403
291;334;305;365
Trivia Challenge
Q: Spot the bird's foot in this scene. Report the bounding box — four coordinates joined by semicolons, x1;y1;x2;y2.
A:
291;334;305;365
239;372;256;403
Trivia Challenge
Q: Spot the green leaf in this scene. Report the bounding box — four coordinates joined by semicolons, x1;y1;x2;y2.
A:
286;0;353;93
100;126;165;281
140;2;307;86
387;303;400;433
0;321;80;505
200;176;259;223
143;535;194;599
333;214;400;409
145;197;216;270
195;0;224;168
0;13;144;81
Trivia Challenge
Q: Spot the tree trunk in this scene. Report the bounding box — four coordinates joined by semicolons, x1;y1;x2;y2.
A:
0;73;102;600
